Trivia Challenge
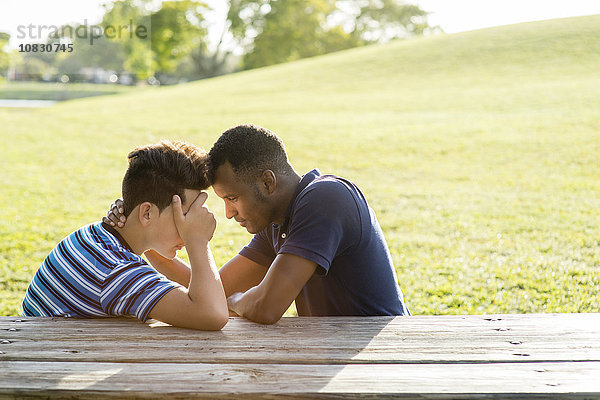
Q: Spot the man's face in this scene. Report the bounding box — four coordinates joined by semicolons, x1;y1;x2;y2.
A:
150;188;202;259
212;162;274;234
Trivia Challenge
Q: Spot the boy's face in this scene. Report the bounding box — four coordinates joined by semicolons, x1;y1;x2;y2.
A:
149;188;202;259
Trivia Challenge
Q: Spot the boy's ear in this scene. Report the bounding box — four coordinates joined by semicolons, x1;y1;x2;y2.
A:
138;202;154;226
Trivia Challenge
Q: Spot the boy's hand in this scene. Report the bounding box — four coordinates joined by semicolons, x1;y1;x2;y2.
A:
172;193;216;243
102;198;126;227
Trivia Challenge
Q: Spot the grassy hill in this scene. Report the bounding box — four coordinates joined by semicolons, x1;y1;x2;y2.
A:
1;15;599;316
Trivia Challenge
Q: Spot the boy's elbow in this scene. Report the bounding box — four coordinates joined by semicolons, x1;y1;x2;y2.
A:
210;312;230;330
187;313;228;331
197;318;227;331
200;305;229;330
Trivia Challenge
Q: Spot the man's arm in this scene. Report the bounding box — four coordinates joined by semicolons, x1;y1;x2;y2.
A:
227;253;317;324
148;194;228;330
219;254;268;298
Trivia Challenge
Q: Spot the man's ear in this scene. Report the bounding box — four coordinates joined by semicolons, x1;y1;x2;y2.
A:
138;202;154;226
261;170;277;194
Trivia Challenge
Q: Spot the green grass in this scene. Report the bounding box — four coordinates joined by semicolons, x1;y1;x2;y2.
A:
1;15;599;316
0;81;134;101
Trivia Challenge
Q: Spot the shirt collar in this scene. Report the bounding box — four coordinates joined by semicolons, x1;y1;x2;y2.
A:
101;222;135;253
273;168;321;231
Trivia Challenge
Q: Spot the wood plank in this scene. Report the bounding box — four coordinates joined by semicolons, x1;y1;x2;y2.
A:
1;361;599;399
1;314;599;364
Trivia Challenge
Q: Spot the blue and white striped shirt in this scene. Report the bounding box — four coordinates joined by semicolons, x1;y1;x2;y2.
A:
22;222;180;322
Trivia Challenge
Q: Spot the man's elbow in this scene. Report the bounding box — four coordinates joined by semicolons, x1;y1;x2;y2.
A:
251;299;283;325
256;313;280;325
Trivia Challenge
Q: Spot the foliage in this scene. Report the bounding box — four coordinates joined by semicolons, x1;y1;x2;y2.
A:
14;1;210;81
0;32;10;81
340;0;433;41
100;0;154;78
242;0;360;69
8;0;434;80
1;16;599;316
150;1;208;76
228;0;433;69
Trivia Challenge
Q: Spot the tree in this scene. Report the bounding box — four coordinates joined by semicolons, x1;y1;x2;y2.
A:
243;0;360;69
227;0;434;70
0;32;10;80
101;0;154;79
150;1;208;76
44;23;127;78
340;0;433;42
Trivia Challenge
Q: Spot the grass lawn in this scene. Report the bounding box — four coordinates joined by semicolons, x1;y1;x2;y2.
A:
0;81;135;101
1;15;599;316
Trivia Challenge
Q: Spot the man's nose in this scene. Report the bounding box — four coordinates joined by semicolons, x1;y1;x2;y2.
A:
224;202;236;220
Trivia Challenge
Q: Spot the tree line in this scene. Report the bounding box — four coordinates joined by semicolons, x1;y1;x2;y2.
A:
1;0;437;85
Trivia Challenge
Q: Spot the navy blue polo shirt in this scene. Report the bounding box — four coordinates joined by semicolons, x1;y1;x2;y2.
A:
239;169;410;316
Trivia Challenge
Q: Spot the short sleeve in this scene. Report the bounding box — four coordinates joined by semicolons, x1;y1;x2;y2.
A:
279;180;360;275
101;261;181;322
239;229;276;267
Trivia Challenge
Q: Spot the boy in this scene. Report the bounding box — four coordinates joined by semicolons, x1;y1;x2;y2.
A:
22;141;228;330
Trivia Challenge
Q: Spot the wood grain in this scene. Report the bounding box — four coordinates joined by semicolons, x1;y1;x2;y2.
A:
2;361;600;399
1;314;599;364
1;314;599;399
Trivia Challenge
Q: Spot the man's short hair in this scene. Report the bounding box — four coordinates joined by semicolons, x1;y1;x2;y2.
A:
207;124;293;183
122;140;209;217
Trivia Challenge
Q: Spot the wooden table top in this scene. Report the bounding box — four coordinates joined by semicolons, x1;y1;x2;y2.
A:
1;313;599;399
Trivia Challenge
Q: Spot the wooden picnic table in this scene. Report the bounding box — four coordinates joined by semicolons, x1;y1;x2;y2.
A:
1;313;599;399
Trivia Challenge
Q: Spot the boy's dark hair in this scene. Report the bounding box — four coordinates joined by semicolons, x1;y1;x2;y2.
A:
122;140;209;217
207;124;294;183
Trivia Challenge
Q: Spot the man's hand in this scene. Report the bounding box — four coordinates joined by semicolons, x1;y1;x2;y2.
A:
102;198;126;228
223;253;317;324
226;292;244;316
172;193;216;243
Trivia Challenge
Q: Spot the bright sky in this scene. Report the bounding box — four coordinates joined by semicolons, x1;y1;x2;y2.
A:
1;0;599;49
417;0;600;33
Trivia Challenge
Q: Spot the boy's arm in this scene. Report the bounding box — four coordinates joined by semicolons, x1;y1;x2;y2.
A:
145;250;191;287
148;194;228;330
227;253;317;324
104;198;268;307
103;199;193;287
145;252;268;296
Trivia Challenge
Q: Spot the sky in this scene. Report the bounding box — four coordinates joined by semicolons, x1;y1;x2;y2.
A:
1;0;599;49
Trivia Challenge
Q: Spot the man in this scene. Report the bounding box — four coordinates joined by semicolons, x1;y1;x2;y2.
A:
105;125;409;324
23;141;228;330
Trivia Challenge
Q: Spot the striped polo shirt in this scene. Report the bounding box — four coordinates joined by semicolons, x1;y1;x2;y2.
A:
22;222;180;321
